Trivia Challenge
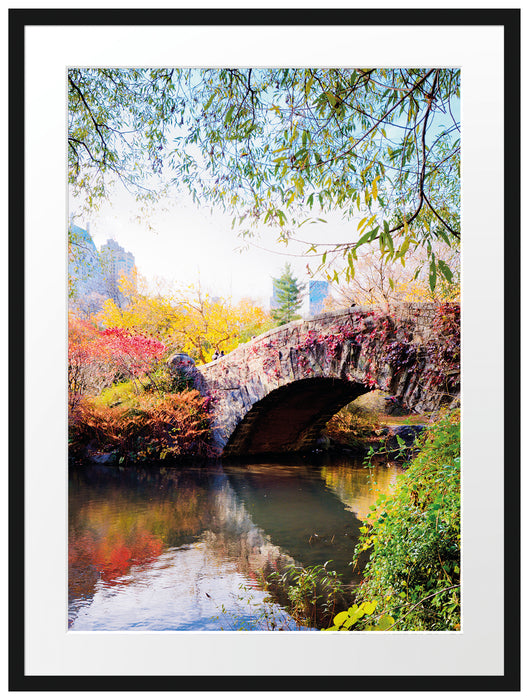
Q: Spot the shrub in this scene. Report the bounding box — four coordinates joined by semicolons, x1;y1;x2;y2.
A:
69;390;215;463
142;365;195;395
328;409;460;632
68;315;168;408
93;380;137;408
264;563;352;629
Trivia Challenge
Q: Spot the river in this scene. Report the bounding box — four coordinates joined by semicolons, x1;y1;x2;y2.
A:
68;455;403;631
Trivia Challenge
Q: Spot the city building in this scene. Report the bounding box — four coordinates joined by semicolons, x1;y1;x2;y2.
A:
68;222;106;317
269;279;280;310
68;219;136;315
100;238;136;306
308;280;330;317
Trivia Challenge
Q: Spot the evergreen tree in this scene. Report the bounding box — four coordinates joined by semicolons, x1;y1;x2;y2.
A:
271;264;305;326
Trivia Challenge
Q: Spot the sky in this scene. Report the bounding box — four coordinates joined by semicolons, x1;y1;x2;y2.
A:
70;186;359;311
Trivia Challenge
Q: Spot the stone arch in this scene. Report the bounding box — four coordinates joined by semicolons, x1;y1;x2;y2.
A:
224;377;368;456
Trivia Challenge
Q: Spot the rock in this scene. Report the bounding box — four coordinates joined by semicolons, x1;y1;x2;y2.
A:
384;425;425;451
383;395;407;416
167;352;196;375
167;352;209;393
90;451;118;465
315;434;331;450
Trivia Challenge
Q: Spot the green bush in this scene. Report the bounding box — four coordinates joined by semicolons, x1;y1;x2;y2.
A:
265;562;352;629
329;409;460;631
143;365;194;394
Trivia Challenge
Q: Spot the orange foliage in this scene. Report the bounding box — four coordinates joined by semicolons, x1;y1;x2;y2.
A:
69;390;215;463
69;528;164;583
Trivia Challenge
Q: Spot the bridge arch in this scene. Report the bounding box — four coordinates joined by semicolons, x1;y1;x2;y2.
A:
224;376;368;456
177;303;459;456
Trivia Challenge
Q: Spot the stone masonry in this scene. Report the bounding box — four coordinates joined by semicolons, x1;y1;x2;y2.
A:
174;303;459;456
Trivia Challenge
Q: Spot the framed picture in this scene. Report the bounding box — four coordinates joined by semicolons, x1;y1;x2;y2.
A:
9;6;520;692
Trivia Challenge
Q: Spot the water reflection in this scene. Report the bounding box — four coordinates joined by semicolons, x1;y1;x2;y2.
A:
68;456;403;631
320;459;402;521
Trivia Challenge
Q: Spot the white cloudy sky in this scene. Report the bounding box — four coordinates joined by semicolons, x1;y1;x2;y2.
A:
71;186;359;310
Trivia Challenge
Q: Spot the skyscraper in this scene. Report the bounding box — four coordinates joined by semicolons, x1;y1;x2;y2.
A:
100;239;136;306
308;280;330;316
68;222;106;316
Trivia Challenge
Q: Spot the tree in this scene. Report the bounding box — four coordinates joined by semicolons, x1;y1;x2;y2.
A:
68;68;179;206
95;274;273;363
324;240;460;309
169;285;273;362
68;312;167;405
96;273;181;341
68;68;460;287
271;263;305;326
96;328;166;391
68;313;106;409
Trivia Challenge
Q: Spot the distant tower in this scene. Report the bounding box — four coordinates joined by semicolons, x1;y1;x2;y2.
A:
100;239;136;306
308;280;329;316
270;279;281;310
68;222;106;316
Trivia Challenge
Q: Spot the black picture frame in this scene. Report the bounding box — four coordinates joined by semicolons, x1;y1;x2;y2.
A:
9;7;520;692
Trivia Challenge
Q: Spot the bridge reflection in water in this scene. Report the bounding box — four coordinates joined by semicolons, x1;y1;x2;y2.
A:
68;457;402;631
223;460;374;578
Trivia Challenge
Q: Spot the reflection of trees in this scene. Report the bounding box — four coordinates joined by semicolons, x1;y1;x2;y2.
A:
199;480;297;589
68;465;221;609
69;528;164;583
320;460;403;521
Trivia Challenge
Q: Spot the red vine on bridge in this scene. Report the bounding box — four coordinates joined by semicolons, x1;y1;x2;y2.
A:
246;304;459;408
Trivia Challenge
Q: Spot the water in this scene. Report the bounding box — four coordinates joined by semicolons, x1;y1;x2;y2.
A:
68;455;403;631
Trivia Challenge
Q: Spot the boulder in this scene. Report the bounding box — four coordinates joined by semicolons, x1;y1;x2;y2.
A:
384;424;425;452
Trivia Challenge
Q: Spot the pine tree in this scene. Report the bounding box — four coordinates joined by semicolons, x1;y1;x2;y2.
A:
271;264;305;326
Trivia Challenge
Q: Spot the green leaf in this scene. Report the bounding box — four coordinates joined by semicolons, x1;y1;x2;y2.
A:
375;615;395;631
438;259;453;283
347;251;355;279
355;226;379;248
362;600;377;616
429;260;437;291
204;93;215;110
224;105;235;124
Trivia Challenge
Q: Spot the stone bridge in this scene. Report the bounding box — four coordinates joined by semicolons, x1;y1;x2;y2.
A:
171;303;460;456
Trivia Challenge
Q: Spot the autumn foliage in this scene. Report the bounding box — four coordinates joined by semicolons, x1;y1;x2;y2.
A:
69;390;215;464
69;528;164;583
68;313;110;408
95;274;273;363
68;313;166;407
68;309;215;463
